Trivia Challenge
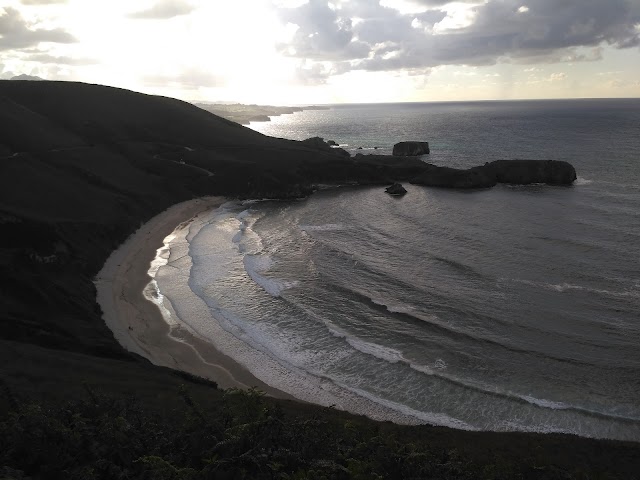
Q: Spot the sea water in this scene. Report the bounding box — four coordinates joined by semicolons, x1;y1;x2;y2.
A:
151;99;640;440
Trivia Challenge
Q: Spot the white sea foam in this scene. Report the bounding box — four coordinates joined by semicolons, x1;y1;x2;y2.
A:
336;382;478;431
574;177;594;186
370;296;416;315
409;362;438;377
157;239;468;427
386;304;416;314
503;278;640;299
408;361;577;413
434;358;447;370
497;420;576;436
243;254;299;297
146;197;640;441
233;212;264;254
344;337;405;364
518;395;569;410
142;279;177;326
550;282;584;292
299;223;346;232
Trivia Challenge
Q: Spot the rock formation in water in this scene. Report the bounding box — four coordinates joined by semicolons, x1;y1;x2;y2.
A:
410;160;577;189
385;183;407;195
411;164;497;189
393;141;430;156
487;159;577;185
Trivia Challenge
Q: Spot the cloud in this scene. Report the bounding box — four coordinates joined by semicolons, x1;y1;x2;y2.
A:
276;0;370;60
0;63;15;79
293;60;338;85
128;0;196;20
143;68;225;89
20;0;67;4
274;0;640;82
25;53;98;65
549;72;567;82
0;7;76;50
410;0;483;6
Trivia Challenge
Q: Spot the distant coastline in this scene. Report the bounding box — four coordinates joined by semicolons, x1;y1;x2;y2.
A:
193;102;329;125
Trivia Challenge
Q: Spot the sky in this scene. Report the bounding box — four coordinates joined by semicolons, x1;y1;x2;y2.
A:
1;0;639;104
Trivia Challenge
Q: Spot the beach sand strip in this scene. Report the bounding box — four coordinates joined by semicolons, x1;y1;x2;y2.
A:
95;196;292;398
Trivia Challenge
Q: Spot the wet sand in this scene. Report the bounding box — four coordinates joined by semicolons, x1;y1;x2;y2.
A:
94;196;293;398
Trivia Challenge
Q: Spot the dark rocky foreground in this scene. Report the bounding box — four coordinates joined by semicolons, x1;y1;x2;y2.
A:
1;81;637;479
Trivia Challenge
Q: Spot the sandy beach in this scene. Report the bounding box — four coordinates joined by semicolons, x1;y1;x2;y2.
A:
94;196;292;398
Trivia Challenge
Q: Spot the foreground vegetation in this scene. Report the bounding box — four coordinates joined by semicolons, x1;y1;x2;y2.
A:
2;381;638;480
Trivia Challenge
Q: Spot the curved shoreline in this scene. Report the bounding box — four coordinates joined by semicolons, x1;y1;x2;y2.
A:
93;195;467;427
94;196;294;399
93;193;640;439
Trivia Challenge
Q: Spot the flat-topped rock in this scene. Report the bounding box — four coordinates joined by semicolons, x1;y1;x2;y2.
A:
393;141;430;156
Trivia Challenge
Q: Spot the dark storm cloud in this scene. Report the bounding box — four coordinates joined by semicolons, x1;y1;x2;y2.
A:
0;7;76;50
128;0;196;20
274;0;640;81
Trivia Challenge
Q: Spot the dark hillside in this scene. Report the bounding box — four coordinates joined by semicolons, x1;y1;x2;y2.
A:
0;80;428;357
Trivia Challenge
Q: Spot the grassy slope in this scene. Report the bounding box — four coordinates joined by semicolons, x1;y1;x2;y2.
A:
0;80;638;479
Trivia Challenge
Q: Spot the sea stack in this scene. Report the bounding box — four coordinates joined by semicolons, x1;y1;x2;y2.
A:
393;141;430;156
385;183;408;195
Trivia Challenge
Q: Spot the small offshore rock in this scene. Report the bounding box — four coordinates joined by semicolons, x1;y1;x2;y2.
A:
385;183;407;195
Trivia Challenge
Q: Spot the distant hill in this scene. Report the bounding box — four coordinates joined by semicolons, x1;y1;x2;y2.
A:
10;74;45;81
194;102;329;125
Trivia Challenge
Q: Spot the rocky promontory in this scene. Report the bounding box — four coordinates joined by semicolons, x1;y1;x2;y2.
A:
194;102;329;125
300;136;350;158
410;160;577;189
487;159;578;185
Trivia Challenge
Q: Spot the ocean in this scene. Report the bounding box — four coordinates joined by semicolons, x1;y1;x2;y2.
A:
149;99;640;441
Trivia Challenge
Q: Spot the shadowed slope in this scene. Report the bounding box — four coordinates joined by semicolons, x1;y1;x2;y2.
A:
0;80;428;358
